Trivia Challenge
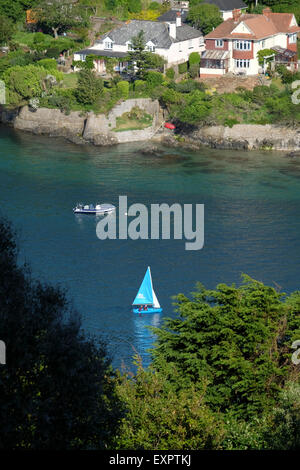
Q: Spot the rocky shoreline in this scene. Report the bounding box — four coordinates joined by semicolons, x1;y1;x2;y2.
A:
1;103;300;153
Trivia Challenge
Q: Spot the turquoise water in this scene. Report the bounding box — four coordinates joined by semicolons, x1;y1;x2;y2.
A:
1;125;300;368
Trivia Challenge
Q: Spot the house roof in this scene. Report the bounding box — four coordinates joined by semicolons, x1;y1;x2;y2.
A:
205;12;300;40
157;9;188;23
75;49;128;58
203;0;247;11
98;20;202;49
202;50;229;60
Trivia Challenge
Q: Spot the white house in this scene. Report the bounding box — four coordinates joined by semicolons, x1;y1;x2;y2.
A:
74;13;204;74
200;8;300;76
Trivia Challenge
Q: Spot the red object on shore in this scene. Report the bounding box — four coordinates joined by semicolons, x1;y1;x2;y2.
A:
164;122;176;130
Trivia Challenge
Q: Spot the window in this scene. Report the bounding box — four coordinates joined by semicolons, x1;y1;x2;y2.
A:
146;44;155;52
199;37;204;46
261;40;266;48
289;33;297;43
188;39;193;49
104;41;113;50
178;42;182;52
235;59;250;68
215;39;224;48
234;40;251;50
79;54;86;62
127;42;133;51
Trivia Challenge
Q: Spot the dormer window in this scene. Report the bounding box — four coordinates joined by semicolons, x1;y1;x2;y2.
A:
146;41;156;52
104;40;113;50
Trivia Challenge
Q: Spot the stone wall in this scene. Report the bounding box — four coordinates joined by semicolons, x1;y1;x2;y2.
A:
13;106;85;140
2;98;162;146
189;124;300;151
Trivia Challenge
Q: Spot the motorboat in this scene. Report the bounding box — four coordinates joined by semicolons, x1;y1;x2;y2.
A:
132;266;163;314
73;203;116;215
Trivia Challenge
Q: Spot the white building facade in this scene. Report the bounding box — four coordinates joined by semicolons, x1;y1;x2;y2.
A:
74;14;204;74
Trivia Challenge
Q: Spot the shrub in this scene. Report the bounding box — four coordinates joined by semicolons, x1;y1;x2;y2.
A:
178;62;188;74
224;118;239;127
189;52;201;66
176;79;205;93
165;67;175;80
145;70;164;88
45;47;62;59
3;65;46;105
117;80;130;99
134;80;147;92
161;88;182;106
36;59;57;71
189;64;199;78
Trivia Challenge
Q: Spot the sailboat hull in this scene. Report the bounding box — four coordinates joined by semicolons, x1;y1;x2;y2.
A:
133;307;163;314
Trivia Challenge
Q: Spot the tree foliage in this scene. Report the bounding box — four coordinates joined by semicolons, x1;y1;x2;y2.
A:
0;15;16;46
75;67;103;105
3;64;47;105
36;0;89;39
149;275;300;419
188;3;223;35
114;357;224;450
0;218;123;449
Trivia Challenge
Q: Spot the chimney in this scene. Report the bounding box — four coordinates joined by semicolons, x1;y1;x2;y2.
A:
176;11;182;27
232;9;241;23
263;7;272;19
169;23;176;39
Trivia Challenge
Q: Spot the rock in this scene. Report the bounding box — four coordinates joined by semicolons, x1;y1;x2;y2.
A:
140;145;160;156
285;151;300;158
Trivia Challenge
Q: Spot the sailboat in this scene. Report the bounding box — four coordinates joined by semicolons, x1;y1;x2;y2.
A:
132;267;163;314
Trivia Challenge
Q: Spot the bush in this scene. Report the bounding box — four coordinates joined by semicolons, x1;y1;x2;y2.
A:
145;70;164;88
117;80;130;99
3;65;47;105
189;63;199;78
178;62;188;74
45;47;62;59
165;67;175;80
189;52;201;66
134;79;147;92
36;59;57;71
176;79;205;93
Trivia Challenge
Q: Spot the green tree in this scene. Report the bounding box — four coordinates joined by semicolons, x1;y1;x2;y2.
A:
150;275;300;419
176;89;212;124
188;3;222;35
114;357;224;450
127;30;148;77
0;218;123;449
0;15;16;46
75;67;103;105
37;0;89;39
0;0;38;22
3;65;47;105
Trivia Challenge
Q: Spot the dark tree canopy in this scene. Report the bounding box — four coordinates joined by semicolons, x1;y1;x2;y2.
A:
0;217;123;449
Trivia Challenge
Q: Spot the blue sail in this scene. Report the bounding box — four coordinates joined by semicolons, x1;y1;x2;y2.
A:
132;267;153;305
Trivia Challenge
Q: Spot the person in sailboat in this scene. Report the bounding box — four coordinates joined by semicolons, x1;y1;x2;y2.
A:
132;267;163;314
